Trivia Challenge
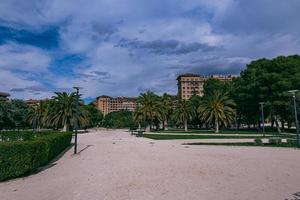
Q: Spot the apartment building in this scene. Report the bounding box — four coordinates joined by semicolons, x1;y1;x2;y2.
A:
177;73;237;100
95;95;138;115
177;73;205;100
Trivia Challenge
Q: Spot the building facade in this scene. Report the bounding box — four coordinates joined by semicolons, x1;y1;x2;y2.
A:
95;95;138;115
177;73;237;100
177;74;205;100
0;92;10;102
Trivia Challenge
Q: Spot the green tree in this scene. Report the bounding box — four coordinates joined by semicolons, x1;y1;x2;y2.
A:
173;100;193;131
198;91;236;133
136;91;161;131
104;110;134;128
233;55;300;130
159;93;174;130
81;105;103;128
47;92;88;132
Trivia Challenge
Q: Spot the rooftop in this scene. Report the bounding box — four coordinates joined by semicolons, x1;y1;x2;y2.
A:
0;92;10;97
176;73;202;80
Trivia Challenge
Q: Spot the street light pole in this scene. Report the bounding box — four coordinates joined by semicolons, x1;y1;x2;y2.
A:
73;87;82;154
259;102;265;137
288;90;300;148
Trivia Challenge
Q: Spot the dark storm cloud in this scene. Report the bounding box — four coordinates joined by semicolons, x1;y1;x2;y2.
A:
116;38;219;55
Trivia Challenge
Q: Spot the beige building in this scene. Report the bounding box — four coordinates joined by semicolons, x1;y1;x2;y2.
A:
0;92;10;101
177;73;237;100
25;99;41;107
95;95;138;115
177;73;205;100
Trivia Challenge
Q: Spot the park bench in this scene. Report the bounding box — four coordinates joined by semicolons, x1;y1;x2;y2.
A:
130;128;146;137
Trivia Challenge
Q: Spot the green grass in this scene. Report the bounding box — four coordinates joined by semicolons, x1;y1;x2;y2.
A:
154;129;282;135
142;134;294;140
182;142;298;148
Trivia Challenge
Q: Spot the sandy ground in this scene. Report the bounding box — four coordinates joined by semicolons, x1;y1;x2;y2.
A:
1;129;300;200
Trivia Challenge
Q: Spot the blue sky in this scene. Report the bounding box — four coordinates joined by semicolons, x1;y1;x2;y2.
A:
0;0;300;101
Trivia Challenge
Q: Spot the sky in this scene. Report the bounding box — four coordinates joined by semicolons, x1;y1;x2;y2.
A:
0;0;300;102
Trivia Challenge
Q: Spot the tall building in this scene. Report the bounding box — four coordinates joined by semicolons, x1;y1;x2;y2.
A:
177;73;205;100
0;92;10;101
177;73;237;100
95;95;138;115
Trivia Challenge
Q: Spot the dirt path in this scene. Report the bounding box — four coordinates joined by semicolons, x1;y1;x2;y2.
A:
0;129;299;200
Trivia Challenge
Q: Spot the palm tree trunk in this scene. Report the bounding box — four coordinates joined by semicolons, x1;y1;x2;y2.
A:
215;121;219;133
184;119;188;132
63;123;69;132
164;119;168;130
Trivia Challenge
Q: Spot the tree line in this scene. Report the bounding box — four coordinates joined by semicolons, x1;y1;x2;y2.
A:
0;92;103;131
134;55;300;132
1;55;299;132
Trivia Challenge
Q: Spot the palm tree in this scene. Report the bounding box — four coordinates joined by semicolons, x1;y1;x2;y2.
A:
136;91;161;131
159;93;174;130
133;107;144;130
48;92;77;132
198;91;236;133
27;100;47;131
173;99;192;131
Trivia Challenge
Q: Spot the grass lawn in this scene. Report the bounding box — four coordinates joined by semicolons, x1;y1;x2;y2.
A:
182;142;298;148
142;134;295;140
154;129;283;135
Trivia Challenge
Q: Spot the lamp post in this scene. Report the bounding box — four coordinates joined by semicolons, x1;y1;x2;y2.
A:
288;90;300;148
73;87;82;154
259;102;265;137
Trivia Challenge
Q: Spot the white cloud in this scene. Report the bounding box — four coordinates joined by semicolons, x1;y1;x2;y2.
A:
0;43;51;72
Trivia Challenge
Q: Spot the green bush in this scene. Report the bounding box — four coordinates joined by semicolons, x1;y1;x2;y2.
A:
286;139;297;147
0;131;35;142
254;138;263;145
268;138;282;145
0;132;72;181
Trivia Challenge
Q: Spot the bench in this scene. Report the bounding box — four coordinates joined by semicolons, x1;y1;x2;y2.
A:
130;129;146;137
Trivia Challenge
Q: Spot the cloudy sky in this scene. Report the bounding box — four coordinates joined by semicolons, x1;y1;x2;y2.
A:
0;0;300;101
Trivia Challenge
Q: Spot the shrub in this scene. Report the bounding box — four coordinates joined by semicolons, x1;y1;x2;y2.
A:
0;131;35;142
0;132;72;181
286;139;297;147
254;138;263;145
268;138;282;145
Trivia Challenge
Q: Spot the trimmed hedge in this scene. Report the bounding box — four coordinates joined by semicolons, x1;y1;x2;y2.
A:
0;132;72;181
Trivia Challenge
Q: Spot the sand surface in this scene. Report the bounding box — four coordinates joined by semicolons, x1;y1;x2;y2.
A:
1;129;300;200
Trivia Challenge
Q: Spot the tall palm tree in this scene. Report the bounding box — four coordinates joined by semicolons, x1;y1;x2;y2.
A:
48;92;77;132
27;100;47;131
173;99;192;131
136;91;161;131
198;91;236;133
159;93;174;130
133;107;144;130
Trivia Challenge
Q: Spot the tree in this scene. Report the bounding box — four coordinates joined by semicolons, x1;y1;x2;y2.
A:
136;91;161;131
173;100;193;131
233;55;300;130
47;92;76;131
47;92;88;132
204;78;234;95
81;105;103;128
159;93;174;130
0;100;30;130
198;91;236;133
104;110;134;128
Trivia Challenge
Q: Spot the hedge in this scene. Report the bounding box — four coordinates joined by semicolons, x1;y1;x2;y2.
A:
0;132;72;181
